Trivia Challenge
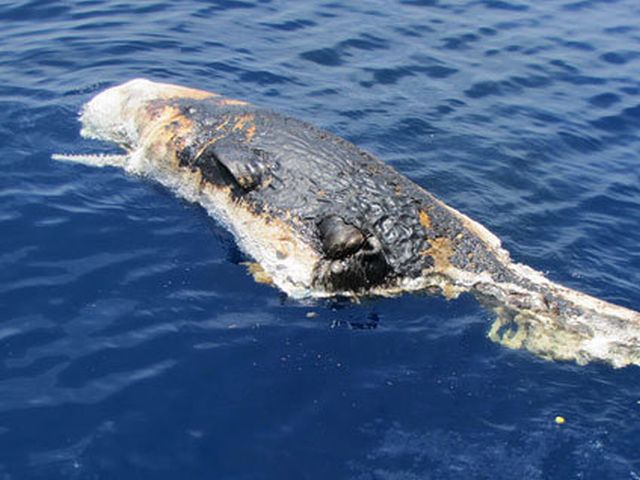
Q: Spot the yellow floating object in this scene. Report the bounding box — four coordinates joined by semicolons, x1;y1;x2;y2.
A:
555;416;566;425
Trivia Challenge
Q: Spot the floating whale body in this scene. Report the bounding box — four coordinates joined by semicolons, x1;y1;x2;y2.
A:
54;79;640;367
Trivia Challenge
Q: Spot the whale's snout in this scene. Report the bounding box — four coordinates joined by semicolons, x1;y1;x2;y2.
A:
78;78;152;149
79;78;214;150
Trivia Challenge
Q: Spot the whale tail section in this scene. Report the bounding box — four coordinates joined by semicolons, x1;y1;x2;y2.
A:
477;261;640;368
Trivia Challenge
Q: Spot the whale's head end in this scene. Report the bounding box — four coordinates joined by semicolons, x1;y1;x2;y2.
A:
78;78;215;151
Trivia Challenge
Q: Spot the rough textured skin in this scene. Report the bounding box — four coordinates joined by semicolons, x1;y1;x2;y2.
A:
53;79;640;368
169;98;515;292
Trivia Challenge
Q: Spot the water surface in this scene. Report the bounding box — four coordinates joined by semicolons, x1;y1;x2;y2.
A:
1;0;640;478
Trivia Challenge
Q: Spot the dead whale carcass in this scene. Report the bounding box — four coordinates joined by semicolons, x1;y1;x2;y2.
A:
53;79;640;367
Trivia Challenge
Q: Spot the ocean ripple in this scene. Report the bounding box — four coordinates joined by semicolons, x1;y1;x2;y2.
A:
1;0;640;478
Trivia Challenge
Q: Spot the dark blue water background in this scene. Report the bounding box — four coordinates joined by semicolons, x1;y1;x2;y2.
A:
2;0;640;478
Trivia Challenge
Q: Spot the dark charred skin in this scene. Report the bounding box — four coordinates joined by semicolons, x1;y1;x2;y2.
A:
155;95;523;295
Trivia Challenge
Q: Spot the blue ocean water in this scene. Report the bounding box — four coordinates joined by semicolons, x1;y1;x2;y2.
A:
1;0;640;478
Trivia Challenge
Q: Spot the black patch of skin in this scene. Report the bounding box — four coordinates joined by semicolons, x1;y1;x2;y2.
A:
318;215;365;259
204;141;274;191
168;98;517;293
316;215;389;290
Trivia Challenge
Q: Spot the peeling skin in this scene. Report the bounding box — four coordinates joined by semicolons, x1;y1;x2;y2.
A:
218;98;249;106
243;262;274;285
418;209;432;229
53;78;640;368
423;237;454;272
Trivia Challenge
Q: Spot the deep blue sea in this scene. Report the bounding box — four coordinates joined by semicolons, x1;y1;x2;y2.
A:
2;0;640;478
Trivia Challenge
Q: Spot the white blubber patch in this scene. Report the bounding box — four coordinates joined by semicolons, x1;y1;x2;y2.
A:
79;79;150;147
78;78;214;148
